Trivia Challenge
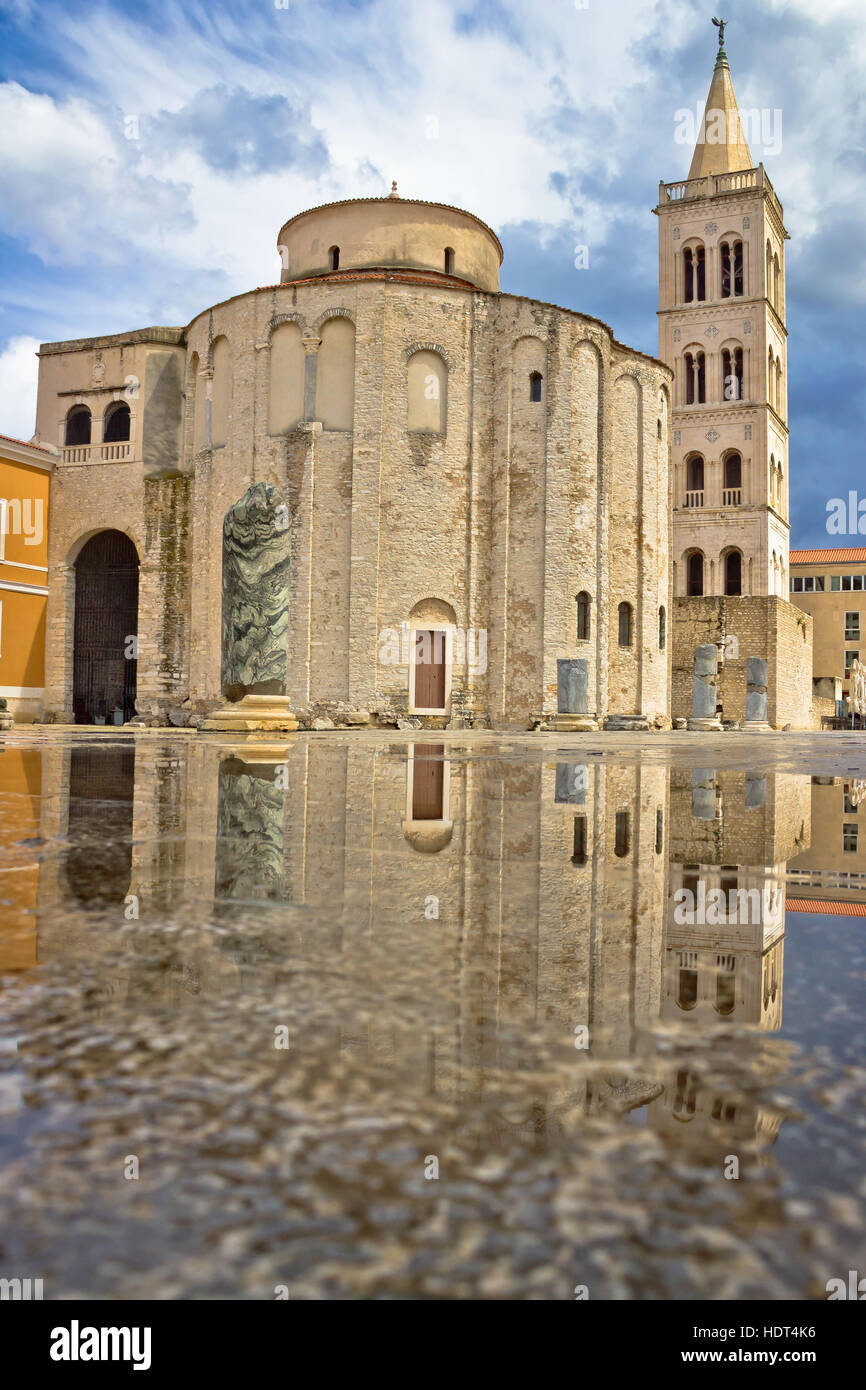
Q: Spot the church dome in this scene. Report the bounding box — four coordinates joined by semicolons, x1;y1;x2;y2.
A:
276;188;502;292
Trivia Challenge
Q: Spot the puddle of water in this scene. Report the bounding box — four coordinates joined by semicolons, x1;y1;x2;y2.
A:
0;733;864;1299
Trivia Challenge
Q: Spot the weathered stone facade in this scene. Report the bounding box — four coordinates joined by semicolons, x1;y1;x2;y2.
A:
34;195;672;730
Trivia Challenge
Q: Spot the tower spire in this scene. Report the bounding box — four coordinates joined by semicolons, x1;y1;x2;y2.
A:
687;17;753;179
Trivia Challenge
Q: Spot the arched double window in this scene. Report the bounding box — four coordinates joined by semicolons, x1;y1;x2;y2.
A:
720;240;744;297
683;350;705;405
65;405;91;446
683;244;706;303
722;346;744;401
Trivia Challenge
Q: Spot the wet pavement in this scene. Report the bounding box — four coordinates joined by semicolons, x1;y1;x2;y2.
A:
0;729;864;1300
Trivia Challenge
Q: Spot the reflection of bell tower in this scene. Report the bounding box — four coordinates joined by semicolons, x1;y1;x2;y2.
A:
656;24;790;601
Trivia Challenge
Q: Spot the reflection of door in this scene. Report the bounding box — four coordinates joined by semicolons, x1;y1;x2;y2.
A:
414;629;446;710
73;531;138;723
412;744;445;820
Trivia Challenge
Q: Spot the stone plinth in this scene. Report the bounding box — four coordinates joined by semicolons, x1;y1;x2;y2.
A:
201;694;299;732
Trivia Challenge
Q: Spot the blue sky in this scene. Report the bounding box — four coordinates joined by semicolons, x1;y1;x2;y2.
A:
0;0;864;547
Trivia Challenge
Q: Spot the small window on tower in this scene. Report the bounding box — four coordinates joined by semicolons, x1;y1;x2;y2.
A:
529;371;543;402
329;246;340;271
444;247;455;274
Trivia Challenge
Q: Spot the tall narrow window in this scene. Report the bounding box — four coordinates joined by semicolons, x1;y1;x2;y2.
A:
576;590;591;641
733;240;744;295
683;247;694;303
724;453;742;491
695;245;706;301
655;806;664;855
329;245;340;270
720;241;731;298
658;604;666;650
617;601;633;647
696;351;706;403
529;371;543;402
684;351;695;405
687;552;704;596
571;815;587;865
725;550;742;596
614;810;630;857
444;246;455;274
686;454;704;501
734;347;744;399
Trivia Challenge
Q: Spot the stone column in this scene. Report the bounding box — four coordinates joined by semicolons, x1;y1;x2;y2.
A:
550;657;598;730
691;768;717;820
302;335;321;421
687;643;723;731
743;656;771;731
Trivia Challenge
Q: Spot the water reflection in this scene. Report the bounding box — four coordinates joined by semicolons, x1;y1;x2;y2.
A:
0;735;863;1298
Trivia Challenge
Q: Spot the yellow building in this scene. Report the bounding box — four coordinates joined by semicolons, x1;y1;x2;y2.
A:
0;432;56;721
789;546;866;712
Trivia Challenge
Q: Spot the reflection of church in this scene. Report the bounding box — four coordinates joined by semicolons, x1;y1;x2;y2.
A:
2;736;810;1160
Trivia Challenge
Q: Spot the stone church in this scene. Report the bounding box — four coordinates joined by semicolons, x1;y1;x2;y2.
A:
31;28;810;730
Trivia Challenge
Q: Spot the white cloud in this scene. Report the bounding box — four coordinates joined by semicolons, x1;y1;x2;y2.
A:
0;337;40;441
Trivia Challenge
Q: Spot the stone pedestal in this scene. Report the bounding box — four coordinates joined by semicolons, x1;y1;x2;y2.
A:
743;657;772;731
201;694;299;732
549;658;599;730
687;643;723;731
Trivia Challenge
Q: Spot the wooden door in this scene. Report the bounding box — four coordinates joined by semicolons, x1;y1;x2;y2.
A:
414;628;446;709
412;744;445;820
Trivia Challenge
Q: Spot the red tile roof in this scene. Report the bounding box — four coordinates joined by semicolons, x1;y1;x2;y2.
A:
0;432;45;451
786;897;866;916
790;547;866;564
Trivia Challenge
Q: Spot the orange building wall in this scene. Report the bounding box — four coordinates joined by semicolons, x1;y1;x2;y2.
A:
0;747;41;969
0;453;50;714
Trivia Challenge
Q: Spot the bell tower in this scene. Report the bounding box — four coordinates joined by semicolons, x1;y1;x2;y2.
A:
656;21;790;602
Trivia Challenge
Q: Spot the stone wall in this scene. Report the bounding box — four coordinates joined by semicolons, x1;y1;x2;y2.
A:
672;595;813;728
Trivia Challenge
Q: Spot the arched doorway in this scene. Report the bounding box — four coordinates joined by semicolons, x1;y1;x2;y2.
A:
73;531;139;724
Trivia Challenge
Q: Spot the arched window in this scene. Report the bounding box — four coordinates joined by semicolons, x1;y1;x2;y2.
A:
687;551;704;596
529;370;543;402
65;405;91;446
773;253;780;309
721;241;731;298
444;246;455;275
211;336;231;448
722;347;744;401
658;604;666;650
576;590;591;641
766;240;773;305
316;317;356;430
776;359;783;414
329;246;340;271
695;245;706;301
733;239;744;296
617;601;633;647
723;452;742;504
686;454;704;503
614;810;630;857
683;247;694;302
768;348;775;407
715;963;736;1015
724;550;742;596
407;348;447;433
684;351;694;405
677;971;698;1011
268;320;305;433
103;401;130;442
683;351;705;405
